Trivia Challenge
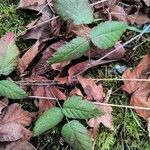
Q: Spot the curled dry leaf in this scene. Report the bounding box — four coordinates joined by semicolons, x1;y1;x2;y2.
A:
122;55;150;120
77;76;105;101
17;41;44;75
0;104;32;142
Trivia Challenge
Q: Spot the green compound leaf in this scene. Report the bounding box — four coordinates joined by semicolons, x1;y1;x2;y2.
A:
53;0;93;25
0;32;19;76
61;120;93;150
0;80;27;99
62;96;102;119
33;108;64;136
47;37;89;64
89;21;127;50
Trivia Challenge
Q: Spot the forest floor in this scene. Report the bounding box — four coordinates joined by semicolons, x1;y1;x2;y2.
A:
0;0;150;150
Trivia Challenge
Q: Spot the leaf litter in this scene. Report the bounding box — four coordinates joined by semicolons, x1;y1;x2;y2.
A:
0;0;150;149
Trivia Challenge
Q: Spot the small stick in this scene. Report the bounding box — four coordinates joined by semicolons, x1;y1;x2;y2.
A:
28;95;150;110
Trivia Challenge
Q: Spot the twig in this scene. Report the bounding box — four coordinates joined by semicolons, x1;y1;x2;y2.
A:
29;96;56;100
92;102;150;110
28;95;150;110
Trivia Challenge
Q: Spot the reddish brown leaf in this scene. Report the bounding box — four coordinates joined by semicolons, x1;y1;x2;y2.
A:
30;75;66;112
88;104;113;129
130;78;150;120
70;87;83;97
68;61;89;82
78;76;105;101
18;0;52;40
68;24;91;38
0;140;36;150
0;104;32;142
122;55;150;120
87;104;113;140
108;5;128;23
51;61;70;71
122;55;150;94
128;12;150;25
17;41;44;75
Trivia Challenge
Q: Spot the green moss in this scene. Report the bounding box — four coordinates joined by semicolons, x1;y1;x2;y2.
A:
0;2;25;37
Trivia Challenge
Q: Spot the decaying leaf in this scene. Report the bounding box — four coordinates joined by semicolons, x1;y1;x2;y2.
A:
17;41;44;75
30;75;66;112
87;104;113;139
18;0;52;40
78;76;105;101
122;55;150;120
108;5;128;23
0;140;36;150
122;55;150;94
0;104;32;142
128;12;150;25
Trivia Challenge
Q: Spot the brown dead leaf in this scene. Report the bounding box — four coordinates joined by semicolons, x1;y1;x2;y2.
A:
128;12;150;25
122;55;150;94
18;0;52;40
78;76;105;101
88;104;113;130
17;41;44;75
30;75;66;112
68;24;91;38
122;55;150;120
68;61;89;82
106;42;126;60
51;61;70;71
130;78;150;120
70;87;83;97
0;104;32;142
0;140;36;150
108;5;128;23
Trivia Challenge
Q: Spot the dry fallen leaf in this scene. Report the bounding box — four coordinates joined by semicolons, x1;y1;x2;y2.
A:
130;78;150;120
0;140;36;150
30;75;66;112
0;104;32;142
17;41;44;75
108;5;128;23
77;76;105;101
18;0;52;40
87;104;113;139
122;55;150;120
128;12;150;25
122;55;150;94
